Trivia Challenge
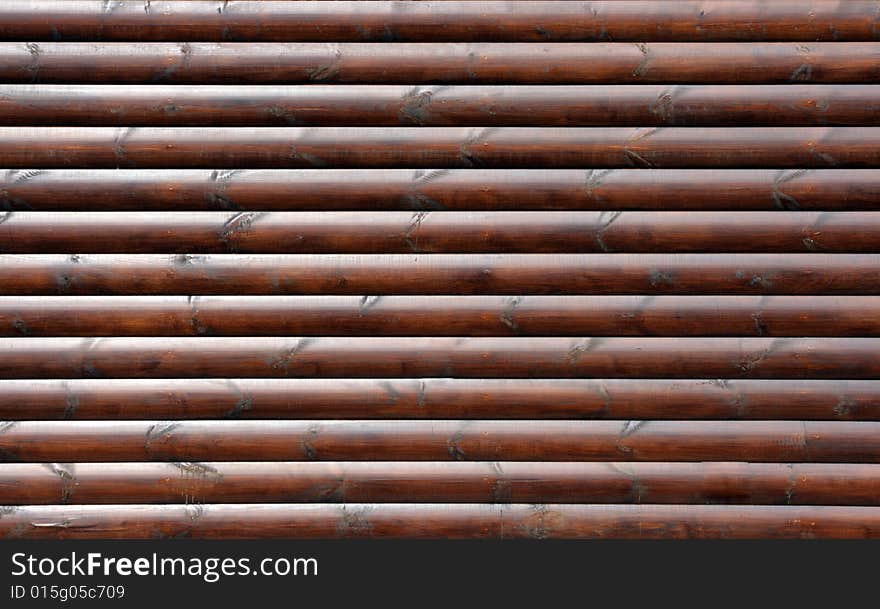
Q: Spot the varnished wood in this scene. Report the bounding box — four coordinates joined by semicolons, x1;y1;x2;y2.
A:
0;43;876;84
1;420;879;462
0;378;877;420
0;337;880;379
3;169;877;212
1;296;879;336
3;503;880;538
3;1;879;43
0;337;878;379
3;85;879;127
2;212;880;253
1;127;878;168
4;462;880;505
1;254;877;295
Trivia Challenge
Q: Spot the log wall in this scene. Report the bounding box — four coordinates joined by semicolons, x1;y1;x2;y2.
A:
1;0;879;539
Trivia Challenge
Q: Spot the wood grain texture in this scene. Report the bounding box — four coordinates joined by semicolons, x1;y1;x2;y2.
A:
3;1;879;42
3;211;880;253
3;85;880;127
1;296;879;337
0;337;878;379
4;503;880;538
1;420;879;462
1;127;878;168
1;43;877;84
4;1;880;540
1;378;877;421
4;462;880;505
3;169;878;212
1;254;877;295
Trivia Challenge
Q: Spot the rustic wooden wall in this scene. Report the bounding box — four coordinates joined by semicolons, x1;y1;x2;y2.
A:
0;0;879;539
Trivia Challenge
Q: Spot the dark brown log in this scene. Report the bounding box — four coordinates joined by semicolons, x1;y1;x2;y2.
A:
1;420;879;462
0;42;876;84
3;169;878;212
3;85;880;127
2;296;879;337
0;337;877;379
1;378;877;421
1;254;877;295
4;462;880;506
3;1;879;43
4;503;880;539
1;127;878;169
5;0;880;545
2;211;879;254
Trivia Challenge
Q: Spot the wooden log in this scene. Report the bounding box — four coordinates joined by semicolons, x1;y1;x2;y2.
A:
3;85;880;127
2;211;879;253
1;127;878;169
0;337;878;379
1;420;879;462
4;503;880;539
0;42;876;84
3;462;880;506
2;296;879;337
3;169;878;212
2;1;879;43
0;378;877;421
0;254;877;295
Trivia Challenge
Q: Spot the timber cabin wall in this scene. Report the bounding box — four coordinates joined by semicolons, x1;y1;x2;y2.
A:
0;1;879;539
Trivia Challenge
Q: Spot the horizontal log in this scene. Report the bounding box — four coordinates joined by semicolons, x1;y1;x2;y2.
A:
1;378;877;421
1;254;877;295
4;504;880;539
4;462;880;506
0;337;877;379
1;420;879;462
3;169;878;212
2;296;879;337
3;211;880;254
3;1;879;43
4;85;880;127
0;378;880;420
2;127;877;169
1;42;877;84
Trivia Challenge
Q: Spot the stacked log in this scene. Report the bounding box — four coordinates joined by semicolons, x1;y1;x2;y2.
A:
1;0;879;539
